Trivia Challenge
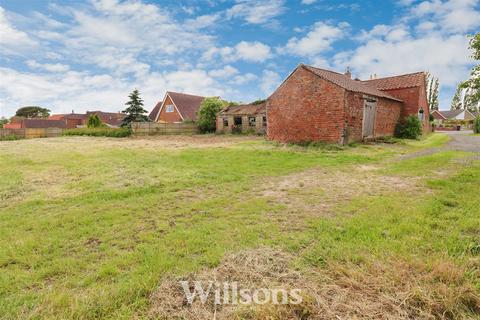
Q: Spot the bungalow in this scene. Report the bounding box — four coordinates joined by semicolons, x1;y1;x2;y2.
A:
267;64;430;144
149;91;206;123
431;109;476;125
3;118;68;129
49;111;125;128
216;101;267;134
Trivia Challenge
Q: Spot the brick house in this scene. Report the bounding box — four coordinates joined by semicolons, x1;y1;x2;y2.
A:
49;111;125;128
216;101;266;134
267;64;430;144
149;91;206;123
431;109;476;125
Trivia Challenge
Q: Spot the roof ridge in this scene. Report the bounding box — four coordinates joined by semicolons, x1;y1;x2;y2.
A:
302;64;344;76
363;71;424;81
167;91;206;98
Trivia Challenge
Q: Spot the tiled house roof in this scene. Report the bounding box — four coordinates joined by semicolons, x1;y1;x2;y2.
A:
301;65;403;102
22;119;68;128
149;91;206;121
219;102;266;116
362;72;425;90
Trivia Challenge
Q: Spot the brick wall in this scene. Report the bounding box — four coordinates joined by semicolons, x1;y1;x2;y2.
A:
267;67;346;144
344;92;402;143
381;83;431;133
374;97;403;137
157;95;183;123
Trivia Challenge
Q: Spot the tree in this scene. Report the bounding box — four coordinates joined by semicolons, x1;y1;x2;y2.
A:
121;89;149;127
197;97;227;133
0;117;8;128
459;33;480;111
87;114;102;128
451;85;462;110
426;72;439;110
15;106;50;118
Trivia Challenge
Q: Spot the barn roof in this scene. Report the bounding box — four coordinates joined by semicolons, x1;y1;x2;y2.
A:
219;101;266;116
301;65;403;102
149;91;206;121
362;72;425;90
22;119;68;128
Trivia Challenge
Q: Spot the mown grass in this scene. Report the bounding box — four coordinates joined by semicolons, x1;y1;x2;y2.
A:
0;133;478;319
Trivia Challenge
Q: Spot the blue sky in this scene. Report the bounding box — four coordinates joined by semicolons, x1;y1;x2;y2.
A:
0;0;478;117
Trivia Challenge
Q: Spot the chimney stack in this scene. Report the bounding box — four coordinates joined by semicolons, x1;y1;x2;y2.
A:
345;67;351;79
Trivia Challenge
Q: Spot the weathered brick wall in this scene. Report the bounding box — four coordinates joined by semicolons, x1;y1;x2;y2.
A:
344;92;402;143
381;83;431;133
344;91;364;143
267;67;346;143
375;98;402;137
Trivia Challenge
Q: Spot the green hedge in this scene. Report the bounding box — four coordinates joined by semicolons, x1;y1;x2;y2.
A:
63;127;131;138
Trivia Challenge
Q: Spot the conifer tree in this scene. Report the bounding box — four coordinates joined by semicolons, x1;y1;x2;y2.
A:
121;89;149;127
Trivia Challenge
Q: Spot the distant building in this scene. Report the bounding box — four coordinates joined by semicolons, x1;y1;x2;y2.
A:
48;111;125;128
431;109;476;124
149;91;206;123
216;102;267;134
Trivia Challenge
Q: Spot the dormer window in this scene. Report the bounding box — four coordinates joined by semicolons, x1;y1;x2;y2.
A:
166;105;174;113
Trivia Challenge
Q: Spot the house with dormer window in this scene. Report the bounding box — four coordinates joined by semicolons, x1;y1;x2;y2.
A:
148;91;206;123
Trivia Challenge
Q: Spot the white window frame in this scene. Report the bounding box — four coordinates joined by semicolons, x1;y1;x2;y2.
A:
166;105;175;113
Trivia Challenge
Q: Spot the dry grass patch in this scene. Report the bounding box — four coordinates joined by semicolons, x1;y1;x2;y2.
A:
149;248;480;320
257;166;422;229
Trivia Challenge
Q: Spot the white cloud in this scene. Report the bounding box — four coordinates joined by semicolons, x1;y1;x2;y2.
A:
0;67;228;117
0;7;36;54
231;73;257;85
282;21;349;57
185;13;221;29
408;0;480;33
226;0;286;24
26;60;70;73
301;0;317;4
260;70;282;95
208;65;239;79
204;41;272;63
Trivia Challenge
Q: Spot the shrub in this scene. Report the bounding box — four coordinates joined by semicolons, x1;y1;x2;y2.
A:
395;115;422;139
197;97;227;133
87;114;103;128
474;116;480;134
0;135;22;141
63;127;131;138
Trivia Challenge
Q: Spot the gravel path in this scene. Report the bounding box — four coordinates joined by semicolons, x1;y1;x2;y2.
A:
401;131;480;160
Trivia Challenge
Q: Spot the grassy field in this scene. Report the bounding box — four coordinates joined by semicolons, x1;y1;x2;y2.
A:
0;134;479;319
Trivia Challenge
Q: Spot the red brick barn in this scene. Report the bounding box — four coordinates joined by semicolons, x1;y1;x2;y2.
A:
149;91;206;123
362;72;431;133
267;64;404;144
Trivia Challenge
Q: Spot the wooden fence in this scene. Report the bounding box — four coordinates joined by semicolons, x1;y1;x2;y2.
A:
0;128;64;139
131;122;199;136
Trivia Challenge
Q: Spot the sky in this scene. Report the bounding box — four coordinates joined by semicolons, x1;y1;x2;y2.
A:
0;0;479;117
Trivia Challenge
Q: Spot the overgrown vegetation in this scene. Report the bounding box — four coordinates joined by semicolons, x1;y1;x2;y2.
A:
395;115;422;139
62;127;131;137
87;114;103;128
474;116;480;134
197;97;227;133
0;133;479;319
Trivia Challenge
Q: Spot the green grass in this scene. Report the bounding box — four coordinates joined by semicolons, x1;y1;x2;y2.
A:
0;133;478;319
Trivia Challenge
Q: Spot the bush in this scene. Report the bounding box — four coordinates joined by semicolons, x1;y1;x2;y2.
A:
474;116;480;134
197;97;227;133
87;114;103;128
395;115;422;139
63;127;131;138
0;135;22;141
